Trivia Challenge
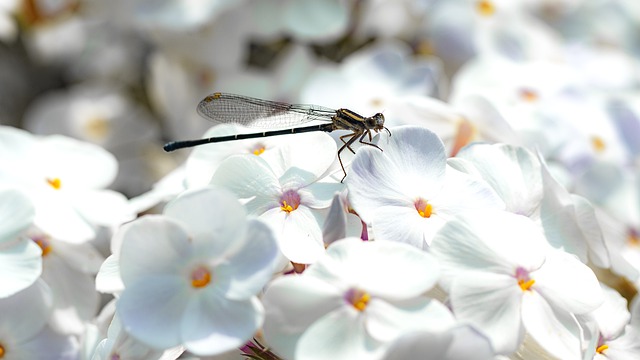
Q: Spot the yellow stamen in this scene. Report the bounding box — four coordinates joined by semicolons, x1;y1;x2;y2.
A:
370;98;383;107
591;136;606;153
629;232;640;247
252;147;265;155
191;267;211;288
520;89;539;102
46;177;61;190
33;236;52;257
281;201;294;213
518;279;535;291
476;0;495;16
0;343;5;357
84;117;110;141
352;292;370;311
418;203;433;218
596;344;608;354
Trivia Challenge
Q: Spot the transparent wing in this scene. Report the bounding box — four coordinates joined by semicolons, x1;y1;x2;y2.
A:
196;93;336;129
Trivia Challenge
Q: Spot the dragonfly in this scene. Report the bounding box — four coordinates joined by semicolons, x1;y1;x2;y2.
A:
163;92;391;181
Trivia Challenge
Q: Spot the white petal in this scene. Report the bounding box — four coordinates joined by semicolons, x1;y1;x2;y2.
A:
430;211;546;291
366;297;455;342
322;193;348;245
68;190;133;228
301;182;344;209
449;272;524;354
164;187;248;259
321;238;440;299
532;250;603;314
33;191;96;243
296;306;382;360
606;326;640;359
95;255;124;294
210;154;281;199
14;326;79;360
454;143;543;217
432;166;505;217
571;194;610;268
592;284;630;340
117;276;189;349
263;275;344;359
0;188;34;242
181;293;262;356
0;280;52;342
521;291;582;360
0;238;42;298
220;219;278;300
372;205;439;248
117;216;191;286
263;206;325;264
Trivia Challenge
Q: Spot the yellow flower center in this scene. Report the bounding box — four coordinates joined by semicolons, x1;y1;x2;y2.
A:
32;235;52;257
628;230;640;247
591;136;606;153
520;88;539;102
596;344;608;354
415;199;433;218
518;278;535;291
46;177;62;190
0;343;5;357
252;147;266;155
280;191;301;214
84;117;110;141
281;201;294;213
190;266;211;288
347;289;371;311
476;0;496;16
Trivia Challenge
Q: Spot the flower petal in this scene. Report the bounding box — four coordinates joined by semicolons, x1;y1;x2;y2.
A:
262;206;325;264
0;188;34;242
210;154;281;199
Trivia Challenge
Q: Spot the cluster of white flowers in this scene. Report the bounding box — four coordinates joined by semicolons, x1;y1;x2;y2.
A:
2;0;640;359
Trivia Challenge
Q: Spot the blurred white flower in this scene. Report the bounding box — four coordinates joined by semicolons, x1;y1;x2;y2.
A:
347;126;504;248
23;83;161;196
262;238;445;360
431;210;603;358
0;0;18;42
211;132;342;264
0;280;79;359
0;126;134;243
0;188;42;298
115;187;278;355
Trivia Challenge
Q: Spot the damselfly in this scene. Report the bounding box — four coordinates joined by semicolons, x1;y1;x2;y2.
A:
163;92;391;181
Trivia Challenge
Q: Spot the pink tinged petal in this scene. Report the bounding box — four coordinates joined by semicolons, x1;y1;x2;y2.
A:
0;188;34;241
262;275;344;359
532;251;604;314
296;306;384;360
430;211;546;291
95;255;124;294
180;291;263;356
116;275;190;349
34;135;118;189
210;154;281;199
164;187;248;259
347;126;447;223
118;216;192;286
322;239;440;299
372;205;445;248
366;297;455;342
263;206;325;264
449;272;525;355
0;238;42;298
220;219;278;300
0;280;52;342
454;143;543;217
521;291;583;360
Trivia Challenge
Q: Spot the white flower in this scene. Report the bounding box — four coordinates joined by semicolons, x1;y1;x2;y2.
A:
430;210;604;358
115;187;278;355
0;280;78;359
262;238;445;360
0;188;41;298
0;126;133;243
347;125;504;249
210;132;342;264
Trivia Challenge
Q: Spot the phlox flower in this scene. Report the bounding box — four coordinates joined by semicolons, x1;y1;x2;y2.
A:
115;187;278;356
262;238;447;360
347;125;504;249
0;126;133;243
0;188;41;298
430;210;603;358
586;284;640;359
210;132;342;264
0;280;78;359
